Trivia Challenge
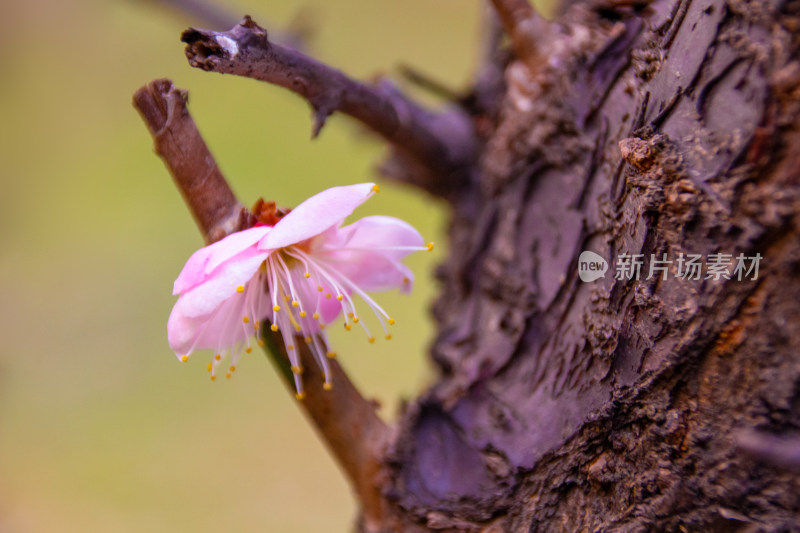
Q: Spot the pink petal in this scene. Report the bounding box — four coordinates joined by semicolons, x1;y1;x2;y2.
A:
173;226;271;295
321;215;424;260
173;247;268;318
258;183;376;251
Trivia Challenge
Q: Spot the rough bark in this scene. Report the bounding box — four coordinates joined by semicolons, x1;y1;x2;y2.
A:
142;0;800;528
380;0;800;530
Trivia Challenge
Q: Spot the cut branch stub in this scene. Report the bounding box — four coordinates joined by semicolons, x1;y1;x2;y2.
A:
489;0;550;67
181;16;478;199
132;78;250;244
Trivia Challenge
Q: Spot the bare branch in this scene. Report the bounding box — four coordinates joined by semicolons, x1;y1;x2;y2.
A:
135;79;397;526
488;0;550;66
181;16;478;198
133;78;250;243
261;327;393;529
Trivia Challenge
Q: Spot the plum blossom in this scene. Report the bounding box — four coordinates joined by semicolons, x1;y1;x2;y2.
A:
167;183;432;398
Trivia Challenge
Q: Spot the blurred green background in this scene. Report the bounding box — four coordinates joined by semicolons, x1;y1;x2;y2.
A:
0;1;481;531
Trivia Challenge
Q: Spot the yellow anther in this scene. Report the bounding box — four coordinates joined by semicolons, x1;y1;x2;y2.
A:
300;311;307;318
288;345;295;351
326;293;332;299
319;323;326;330
291;365;304;375
229;365;236;372
304;336;312;343
402;277;410;284
386;334;392;340
294;325;301;332
323;382;333;391
368;337;375;344
313;312;320;320
284;295;291;301
257;339;265;347
304;272;311;278
245;347;252;354
243;316;250;323
336;294;343;301
296;392;306;401
236;285;245;293
326;351;337;358
292;300;299;308
207;362;213;372
344;323;352;331
427;242;434;251
226;372;232;379
210;375;217;381
273;305;281;312
214;353;221;361
348;312;354;318
180;355;189;362
372;184;380;193
388;318;396;325
271;324;279;332
353;316;360;323
318;286;324;292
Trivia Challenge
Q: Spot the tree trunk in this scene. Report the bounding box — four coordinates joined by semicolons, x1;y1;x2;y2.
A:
379;0;800;530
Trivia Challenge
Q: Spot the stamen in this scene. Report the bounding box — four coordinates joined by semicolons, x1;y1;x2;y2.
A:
326;351;337;358
427;242;434;251
245;347;252;353
386;334;392;340
296;392;305;401
229;365;236;372
207;362;213;372
211;375;217;381
214;354;222;361
243;317;250;323
236;285;245;293
291;365;303;375
304;272;311;278
323;382;333;391
368;337;375;344
313;312;320;320
271;324;279;332
300;311;307;318
180;355;189;362
273;305;281;312
372;184;380;193
388;318;396;325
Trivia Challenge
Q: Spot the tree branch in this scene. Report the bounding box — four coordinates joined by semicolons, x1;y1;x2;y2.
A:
261;328;393;530
489;0;550;67
134;78;395;528
133;78;250;244
181;16;478;198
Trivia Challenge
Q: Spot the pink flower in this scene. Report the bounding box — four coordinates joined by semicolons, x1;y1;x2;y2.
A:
167;183;432;398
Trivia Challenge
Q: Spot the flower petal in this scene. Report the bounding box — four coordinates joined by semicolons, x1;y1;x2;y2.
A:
322;215;424;259
173;247;268;318
173;226;271;295
258;183;376;250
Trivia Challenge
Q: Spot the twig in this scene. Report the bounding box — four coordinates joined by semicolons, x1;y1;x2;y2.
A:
134;78;393;526
132;78;249;243
489;0;549;66
261;328;391;528
181;16;477;198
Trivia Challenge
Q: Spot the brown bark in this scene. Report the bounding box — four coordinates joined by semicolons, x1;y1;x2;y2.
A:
139;0;800;528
